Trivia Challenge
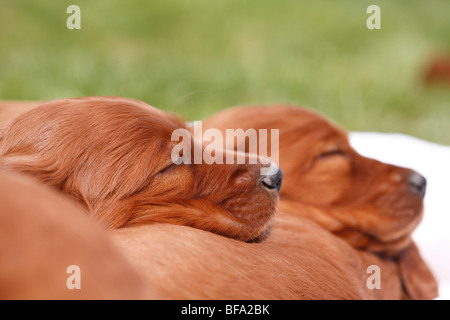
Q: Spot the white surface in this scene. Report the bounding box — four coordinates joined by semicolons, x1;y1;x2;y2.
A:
349;132;450;300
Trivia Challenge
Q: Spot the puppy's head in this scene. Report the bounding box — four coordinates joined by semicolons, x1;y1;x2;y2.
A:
205;105;426;254
0;97;280;241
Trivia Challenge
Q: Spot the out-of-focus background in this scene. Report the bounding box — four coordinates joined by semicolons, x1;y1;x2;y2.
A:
0;0;449;143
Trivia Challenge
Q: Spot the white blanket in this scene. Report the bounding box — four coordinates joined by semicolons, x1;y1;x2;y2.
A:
349;132;450;300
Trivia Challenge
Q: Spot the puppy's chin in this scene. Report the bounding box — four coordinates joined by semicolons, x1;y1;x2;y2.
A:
220;195;278;241
246;221;273;243
126;201;276;242
336;227;414;257
236;205;278;242
216;214;274;242
369;235;414;257
365;211;424;256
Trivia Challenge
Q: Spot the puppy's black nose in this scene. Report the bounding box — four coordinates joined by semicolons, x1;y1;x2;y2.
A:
260;165;283;192
409;172;426;198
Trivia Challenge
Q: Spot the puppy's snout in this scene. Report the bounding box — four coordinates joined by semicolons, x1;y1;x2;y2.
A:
408;172;426;198
260;164;283;192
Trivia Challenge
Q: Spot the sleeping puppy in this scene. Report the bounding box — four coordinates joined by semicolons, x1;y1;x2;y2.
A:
0;97;281;242
0;169;156;299
204;104;438;299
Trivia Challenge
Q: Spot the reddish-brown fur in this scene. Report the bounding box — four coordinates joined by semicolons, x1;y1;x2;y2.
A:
112;215;383;300
0;101;43;125
0;97;278;242
204;104;438;299
0;170;157;299
0;99;438;299
0;168;381;300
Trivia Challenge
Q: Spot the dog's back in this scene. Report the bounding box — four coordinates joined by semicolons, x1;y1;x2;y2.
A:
0;170;157;299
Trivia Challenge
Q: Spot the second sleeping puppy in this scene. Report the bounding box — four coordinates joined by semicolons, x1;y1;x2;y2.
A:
204;104;438;299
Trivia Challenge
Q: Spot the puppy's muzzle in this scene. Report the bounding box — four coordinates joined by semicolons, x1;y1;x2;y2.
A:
408;172;426;198
260;164;283;192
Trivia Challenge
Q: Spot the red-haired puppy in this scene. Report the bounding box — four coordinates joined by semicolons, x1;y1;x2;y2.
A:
0;97;281;242
204;105;438;299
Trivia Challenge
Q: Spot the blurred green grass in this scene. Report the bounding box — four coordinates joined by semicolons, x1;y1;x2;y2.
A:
0;0;449;143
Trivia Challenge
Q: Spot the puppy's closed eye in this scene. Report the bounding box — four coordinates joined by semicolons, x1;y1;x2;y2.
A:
318;149;348;159
156;162;176;176
311;148;352;173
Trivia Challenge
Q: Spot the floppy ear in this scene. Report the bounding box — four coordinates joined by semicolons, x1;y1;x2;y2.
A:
398;242;439;300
